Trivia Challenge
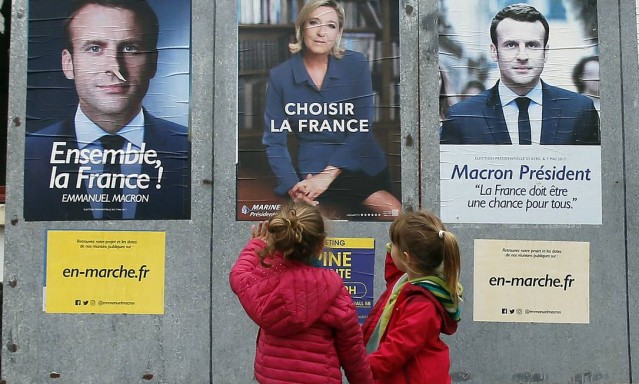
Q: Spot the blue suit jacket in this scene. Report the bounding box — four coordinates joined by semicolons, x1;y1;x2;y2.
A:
262;51;387;195
24;111;190;221
440;81;600;145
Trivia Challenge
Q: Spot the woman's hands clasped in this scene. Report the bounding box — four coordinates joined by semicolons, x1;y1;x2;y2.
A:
287;166;342;205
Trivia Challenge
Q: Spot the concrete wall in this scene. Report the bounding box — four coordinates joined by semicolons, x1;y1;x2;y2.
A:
2;0;638;383
435;0;628;382
2;0;213;382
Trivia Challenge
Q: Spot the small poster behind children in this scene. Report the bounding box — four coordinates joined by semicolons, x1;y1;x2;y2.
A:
321;237;375;323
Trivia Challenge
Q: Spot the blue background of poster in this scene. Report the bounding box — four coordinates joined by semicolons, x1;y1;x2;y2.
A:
322;238;375;324
26;0;191;133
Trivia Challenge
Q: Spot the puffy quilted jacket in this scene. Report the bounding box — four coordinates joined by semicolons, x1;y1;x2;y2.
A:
230;238;374;384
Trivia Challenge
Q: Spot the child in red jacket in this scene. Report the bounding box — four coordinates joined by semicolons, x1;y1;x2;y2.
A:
230;202;373;384
361;210;463;383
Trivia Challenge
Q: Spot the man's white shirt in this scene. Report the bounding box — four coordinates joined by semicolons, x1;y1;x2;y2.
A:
498;81;543;145
73;107;145;218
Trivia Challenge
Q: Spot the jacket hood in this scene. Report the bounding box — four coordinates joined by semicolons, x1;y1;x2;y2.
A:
404;284;459;336
438;303;458;335
238;253;345;337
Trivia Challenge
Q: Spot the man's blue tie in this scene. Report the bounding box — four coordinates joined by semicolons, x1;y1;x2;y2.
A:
515;97;532;145
100;135;126;219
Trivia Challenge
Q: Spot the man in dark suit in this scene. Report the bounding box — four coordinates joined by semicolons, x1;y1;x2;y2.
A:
24;0;190;221
440;3;600;145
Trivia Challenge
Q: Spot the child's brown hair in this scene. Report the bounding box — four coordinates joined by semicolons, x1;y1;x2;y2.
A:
260;202;327;266
389;210;462;302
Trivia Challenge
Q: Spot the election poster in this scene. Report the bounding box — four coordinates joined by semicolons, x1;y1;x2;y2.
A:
237;2;401;221
473;239;589;324
24;0;191;221
44;230;165;314
438;0;601;224
321;237;375;323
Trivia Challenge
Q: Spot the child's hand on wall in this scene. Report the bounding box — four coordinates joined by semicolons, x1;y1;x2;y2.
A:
251;221;269;242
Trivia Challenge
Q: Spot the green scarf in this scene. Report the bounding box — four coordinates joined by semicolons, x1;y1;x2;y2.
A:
366;274;408;353
366;274;462;353
411;275;463;322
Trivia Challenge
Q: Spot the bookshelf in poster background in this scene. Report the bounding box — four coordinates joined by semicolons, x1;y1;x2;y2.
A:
238;0;400;130
238;0;382;28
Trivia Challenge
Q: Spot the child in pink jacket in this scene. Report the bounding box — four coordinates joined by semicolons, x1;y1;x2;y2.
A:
230;202;373;384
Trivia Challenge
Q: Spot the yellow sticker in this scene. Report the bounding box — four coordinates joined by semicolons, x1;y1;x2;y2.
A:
324;237;375;249
44;230;165;314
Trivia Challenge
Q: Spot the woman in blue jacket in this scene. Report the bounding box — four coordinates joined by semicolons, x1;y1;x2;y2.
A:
262;0;401;219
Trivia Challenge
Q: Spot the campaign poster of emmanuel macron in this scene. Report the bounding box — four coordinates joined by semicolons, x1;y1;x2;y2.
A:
24;0;191;221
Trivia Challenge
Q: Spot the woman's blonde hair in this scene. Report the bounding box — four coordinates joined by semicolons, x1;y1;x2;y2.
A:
260;202;327;266
389;210;462;303
289;0;346;58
